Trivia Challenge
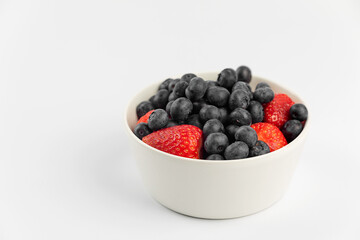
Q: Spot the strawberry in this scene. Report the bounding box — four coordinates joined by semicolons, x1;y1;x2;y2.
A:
263;93;295;129
142;125;203;159
251;122;287;152
137;110;154;125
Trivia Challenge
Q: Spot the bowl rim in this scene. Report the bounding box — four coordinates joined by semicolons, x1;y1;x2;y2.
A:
124;72;310;164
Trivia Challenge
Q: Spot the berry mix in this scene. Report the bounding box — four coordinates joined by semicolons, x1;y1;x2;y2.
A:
133;66;308;160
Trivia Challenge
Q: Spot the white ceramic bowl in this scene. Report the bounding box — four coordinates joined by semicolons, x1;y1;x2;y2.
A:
125;72;310;219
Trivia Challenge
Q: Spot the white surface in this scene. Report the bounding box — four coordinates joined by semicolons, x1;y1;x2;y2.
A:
0;0;359;239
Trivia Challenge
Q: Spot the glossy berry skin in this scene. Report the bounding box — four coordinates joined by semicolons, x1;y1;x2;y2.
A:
207;81;219;88
170;97;193;121
251;122;287;152
229;108;252;126
234;126;258;148
199;105;221;123
185;77;208;101
236;66;252;83
255;82;270;90
289;103;308;121
219;107;229;124
143;125;203;159
192;99;207;113
137;109;155;124
165;100;174;115
133;123;152;139
203;119;225;139
253;87;274;103
281;119;303;142
247;100;264;123
186;114;203;129
232;81;252;96
152;89;170;109
228;89;251;110
173;80;189;97
225;124;240;142
206;86;230;107
224;141;249;160
168;92;178;102
166;120;179;128
248;140;270;157
217;68;237;90
181;73;197;83
204;132;229;154
206;154;225;160
148;109;169;131
158;78;173;90
168;78;180;92
263;93;295;129
136;101;154;118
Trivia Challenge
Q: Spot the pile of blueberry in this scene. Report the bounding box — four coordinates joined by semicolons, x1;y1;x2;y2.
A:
135;66;306;160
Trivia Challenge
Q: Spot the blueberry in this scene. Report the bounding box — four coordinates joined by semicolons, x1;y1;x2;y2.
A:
248;140;270;157
255;82;270;90
224;141;249;160
185;77;208;101
217;68;237;90
206;154;225;160
168;78;180;92
204;132;229;154
166;120;179;128
236;66;252;83
232;81;252;94
173;80;188;97
158;78;173;90
186;114;203;129
253;87;274;103
229;108;252;126
136;101;154;118
290;103;308;121
232;82;253;99
148;109;169;131
170;97;193;121
234;126;258;148
247;100;264;123
152;89;170;109
219;107;229;124
228;89;251;110
149;95;156;107
165;100;174;115
168;92;178;102
192;99;207;113
207;81;219;88
225;124;240;142
199;105;221;123
181;73;197;83
206;86;230;107
133;123;152;139
203;119;225;138
281;119;303;142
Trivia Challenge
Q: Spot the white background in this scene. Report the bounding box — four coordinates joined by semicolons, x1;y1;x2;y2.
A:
1;0;360;239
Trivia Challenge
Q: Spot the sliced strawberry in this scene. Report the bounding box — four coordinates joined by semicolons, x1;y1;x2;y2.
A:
251;122;287;152
137;110;154;125
263;93;295;129
142;125;203;159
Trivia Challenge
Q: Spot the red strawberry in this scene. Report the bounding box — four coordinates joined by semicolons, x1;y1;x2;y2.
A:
263;93;295;129
137;110;154;125
142;125;203;159
251;122;287;152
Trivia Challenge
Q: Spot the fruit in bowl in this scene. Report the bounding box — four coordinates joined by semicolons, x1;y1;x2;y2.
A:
132;67;308;160
125;67;310;219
